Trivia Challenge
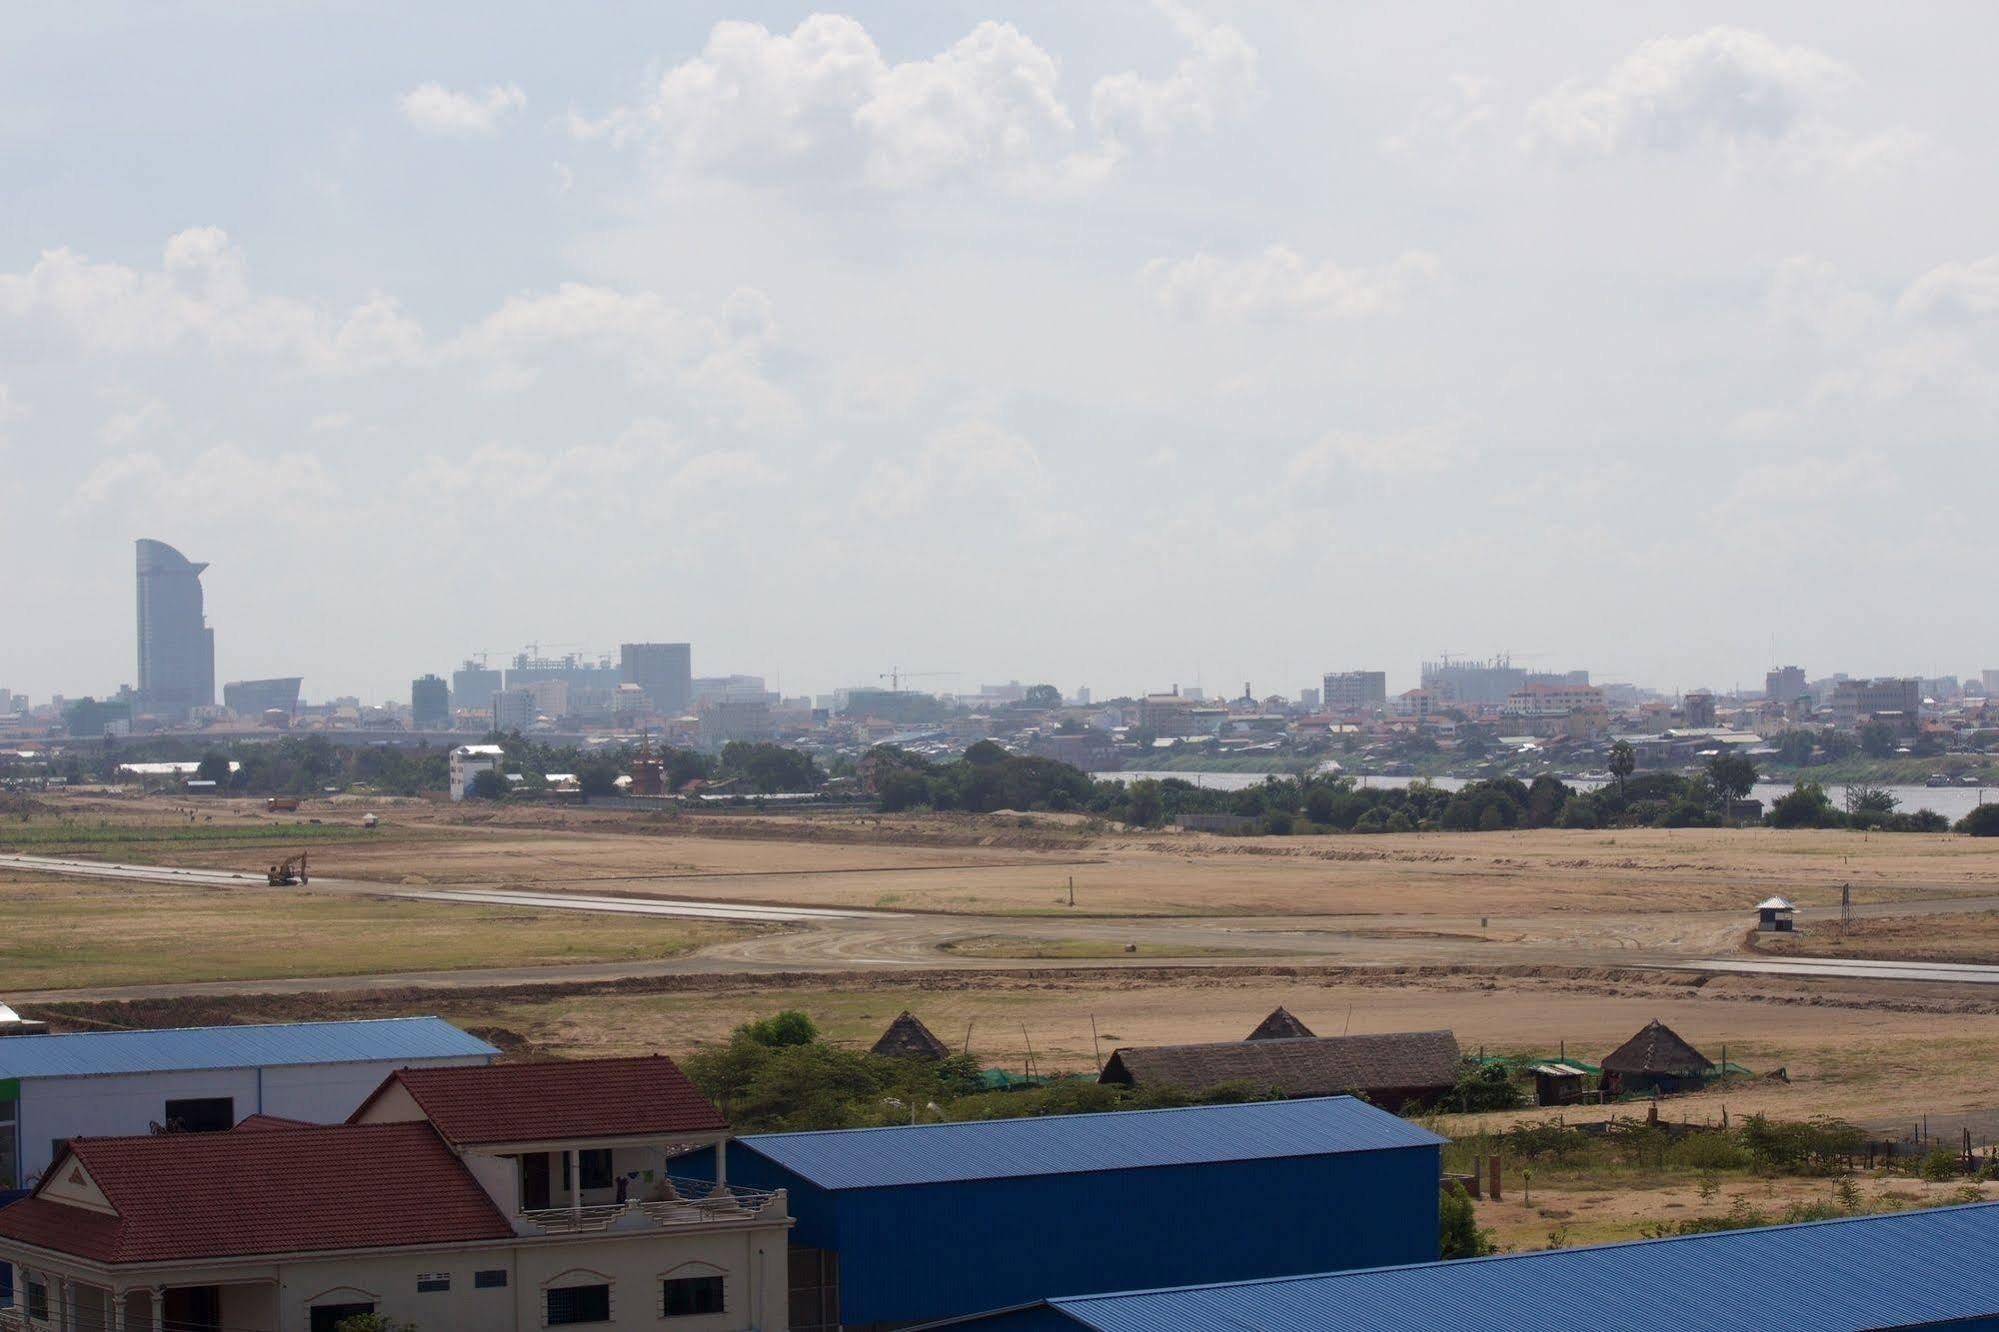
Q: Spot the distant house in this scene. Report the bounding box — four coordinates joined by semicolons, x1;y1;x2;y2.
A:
1600;1019;1714;1096
1098;1030;1459;1112
870;1012;952;1061
1245;1007;1315;1041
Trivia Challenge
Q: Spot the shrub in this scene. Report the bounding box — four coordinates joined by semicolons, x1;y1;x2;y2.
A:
736;1010;819;1048
1448;1061;1524;1113
1667;1131;1752;1171
1740;1115;1865;1174
1957;804;1999;837
1920;1147;1961;1182
1439;1181;1494;1259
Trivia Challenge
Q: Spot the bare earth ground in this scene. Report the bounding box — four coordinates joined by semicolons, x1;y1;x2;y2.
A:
1754;912;1999;965
16;793;1999;1208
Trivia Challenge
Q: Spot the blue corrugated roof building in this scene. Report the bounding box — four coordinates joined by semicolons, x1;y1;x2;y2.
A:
928;1201;1999;1331
0;1017;496;1079
0;1017;495;1197
722;1096;1445;1328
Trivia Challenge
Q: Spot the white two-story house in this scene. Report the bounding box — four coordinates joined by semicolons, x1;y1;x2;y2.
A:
0;1055;790;1332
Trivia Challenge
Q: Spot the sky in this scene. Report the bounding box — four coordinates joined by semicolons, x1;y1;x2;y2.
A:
4;2;1996;704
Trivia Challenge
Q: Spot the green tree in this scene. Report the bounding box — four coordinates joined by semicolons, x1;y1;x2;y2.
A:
194;751;233;785
1439;1181;1494;1259
1846;784;1898;815
467;769;509;800
577;761;621;798
1705;751;1759;809
736;1010;819;1047
1769;782;1836;829
1023;684;1063;708
1858;720;1900;759
1958;804;1999;837
1607;739;1637;795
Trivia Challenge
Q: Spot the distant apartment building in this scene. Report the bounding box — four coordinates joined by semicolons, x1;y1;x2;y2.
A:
1419;657;1524;707
1683;691;1718;727
448;744;506;800
1322;671;1388;712
522;679;570;718
411;674;450;729
619;642;692;715
451;661;502;714
1503;683;1609;737
699;698;773;747
1984;669;1999;697
135;538;215;720
1524;670;1590;688
1298;688;1320;710
490;688;536;732
222;677;302;720
1392;688;1440;721
1766;665;1809;707
1028;730;1119;771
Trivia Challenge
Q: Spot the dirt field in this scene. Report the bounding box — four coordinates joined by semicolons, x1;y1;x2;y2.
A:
1756;912;1999;965
0;870;751;988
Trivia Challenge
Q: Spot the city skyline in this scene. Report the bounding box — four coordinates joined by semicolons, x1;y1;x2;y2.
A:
6;5;1999;700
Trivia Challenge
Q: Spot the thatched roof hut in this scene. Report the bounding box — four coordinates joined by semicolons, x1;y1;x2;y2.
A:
1099;1030;1459;1112
870;1011;953;1060
1246;1007;1316;1041
1599;1019;1713;1095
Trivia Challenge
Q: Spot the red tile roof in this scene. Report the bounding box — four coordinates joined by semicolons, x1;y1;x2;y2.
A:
356;1054;727;1144
0;1123;512;1265
233;1113;313;1131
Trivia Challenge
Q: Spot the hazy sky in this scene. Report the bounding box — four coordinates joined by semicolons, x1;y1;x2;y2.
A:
5;3;1996;704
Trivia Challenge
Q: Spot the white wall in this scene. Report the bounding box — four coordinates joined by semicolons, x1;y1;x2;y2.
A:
18;1054;487;1184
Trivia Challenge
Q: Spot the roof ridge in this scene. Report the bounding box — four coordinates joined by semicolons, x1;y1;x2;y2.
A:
401;1052;667;1075
744;1094;1374;1142
1113;1029;1454;1052
33;1015;452;1039
72;1119;440;1150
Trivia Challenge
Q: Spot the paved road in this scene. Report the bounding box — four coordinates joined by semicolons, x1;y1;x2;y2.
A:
0;854;892;924
15;851;1999;1003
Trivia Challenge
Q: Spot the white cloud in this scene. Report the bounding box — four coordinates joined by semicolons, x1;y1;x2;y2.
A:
73;444;335;513
1383;73;1494;157
1897;257;1999;321
1523;27;1894;168
1766;255;1877;340
858;420;1048;521
400;83;526;135
1090;4;1259;153
574;7;1255;192
0;228;423;372
1142;246;1440;321
0;383;22;452
1287;428;1459;482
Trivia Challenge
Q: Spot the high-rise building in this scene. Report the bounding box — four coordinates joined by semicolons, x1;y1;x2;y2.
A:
1766;665;1808;706
412;674;450;729
451;660;503;714
1984;669;1999;697
1419;657;1524;707
222;677;301;719
620;643;692;714
1322;671;1388;712
1683;691;1718;727
491;688;536;732
135;539;215;720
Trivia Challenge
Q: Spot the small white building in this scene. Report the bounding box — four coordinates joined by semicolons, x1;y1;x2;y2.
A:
1755;896;1798;933
449;743;506;800
0;1016;495;1192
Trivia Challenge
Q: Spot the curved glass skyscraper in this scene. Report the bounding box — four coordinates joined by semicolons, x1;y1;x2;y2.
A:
136;539;214;719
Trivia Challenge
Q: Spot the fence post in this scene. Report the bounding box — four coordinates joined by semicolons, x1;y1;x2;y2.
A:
1489;1155;1502;1202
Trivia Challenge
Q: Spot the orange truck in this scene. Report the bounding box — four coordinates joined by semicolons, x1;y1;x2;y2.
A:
265;796;301;812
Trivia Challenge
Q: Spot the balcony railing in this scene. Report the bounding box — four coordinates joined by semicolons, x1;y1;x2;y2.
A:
518;1175;783;1234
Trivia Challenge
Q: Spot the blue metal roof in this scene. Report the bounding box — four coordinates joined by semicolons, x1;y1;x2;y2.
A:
1024;1202;1999;1332
738;1096;1443;1191
0;1017;496;1080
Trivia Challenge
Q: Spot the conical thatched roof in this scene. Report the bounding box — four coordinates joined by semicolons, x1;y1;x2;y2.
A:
870;1011;952;1060
1600;1019;1713;1077
1246;1006;1316;1041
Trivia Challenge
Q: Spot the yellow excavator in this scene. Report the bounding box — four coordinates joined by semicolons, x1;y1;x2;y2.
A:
266;852;309;887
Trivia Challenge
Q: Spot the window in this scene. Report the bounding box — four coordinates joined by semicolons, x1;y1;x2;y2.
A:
416;1272;450;1293
310;1303;374;1332
474;1269;509;1289
162;1096;234;1133
25;1279;47;1321
559;1149;614;1191
546;1283;611;1325
662;1275;725;1317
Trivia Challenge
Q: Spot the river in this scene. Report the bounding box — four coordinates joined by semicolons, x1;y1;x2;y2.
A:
1109;770;1995;822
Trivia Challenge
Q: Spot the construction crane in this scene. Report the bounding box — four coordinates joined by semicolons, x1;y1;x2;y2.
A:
879;668;959;692
266;852;308;887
